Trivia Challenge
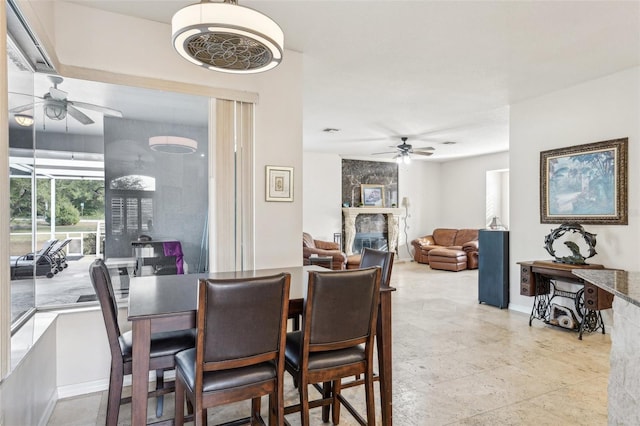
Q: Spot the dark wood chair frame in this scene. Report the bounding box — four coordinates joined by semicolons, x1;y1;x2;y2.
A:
89;258;194;426
284;267;381;426
174;273;291;426
344;247;395;386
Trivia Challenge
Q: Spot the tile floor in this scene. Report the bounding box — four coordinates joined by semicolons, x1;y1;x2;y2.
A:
48;261;610;425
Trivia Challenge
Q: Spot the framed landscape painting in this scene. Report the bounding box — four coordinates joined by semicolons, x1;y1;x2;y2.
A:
540;138;628;225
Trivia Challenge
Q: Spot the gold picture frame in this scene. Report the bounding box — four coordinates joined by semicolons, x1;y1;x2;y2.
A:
361;184;385;207
540;138;628;224
266;166;294;202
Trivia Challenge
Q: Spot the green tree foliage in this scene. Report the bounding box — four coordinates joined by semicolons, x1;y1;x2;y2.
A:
10;177;104;224
9;178;32;218
55;180;105;217
46;198;80;226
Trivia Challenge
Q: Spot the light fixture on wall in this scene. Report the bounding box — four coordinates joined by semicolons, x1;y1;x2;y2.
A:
149;136;198;154
171;0;284;74
14;113;34;126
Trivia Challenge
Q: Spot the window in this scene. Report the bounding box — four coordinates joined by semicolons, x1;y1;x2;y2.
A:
8;71;210;318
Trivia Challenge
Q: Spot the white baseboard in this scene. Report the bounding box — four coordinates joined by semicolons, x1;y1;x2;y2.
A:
508;303;531;315
37;390;59;426
56;370;172;399
57;378;110;399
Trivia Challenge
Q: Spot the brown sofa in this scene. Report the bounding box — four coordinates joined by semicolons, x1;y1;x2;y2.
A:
303;232;347;270
411;228;479;271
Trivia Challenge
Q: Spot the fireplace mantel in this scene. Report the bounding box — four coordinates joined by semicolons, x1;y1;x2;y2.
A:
342;207;404;255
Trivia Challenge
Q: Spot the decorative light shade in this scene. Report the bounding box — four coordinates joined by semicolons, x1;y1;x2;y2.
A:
44;101;67;120
14;113;34;126
171;0;284;74
149;136;198;154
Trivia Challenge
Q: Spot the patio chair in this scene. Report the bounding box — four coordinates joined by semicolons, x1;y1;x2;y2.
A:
10;239;58;279
49;238;73;274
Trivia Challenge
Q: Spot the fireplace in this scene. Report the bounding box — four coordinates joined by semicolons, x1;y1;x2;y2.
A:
342;207;403;256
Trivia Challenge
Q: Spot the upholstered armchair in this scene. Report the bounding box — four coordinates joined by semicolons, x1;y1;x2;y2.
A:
302;232;347;270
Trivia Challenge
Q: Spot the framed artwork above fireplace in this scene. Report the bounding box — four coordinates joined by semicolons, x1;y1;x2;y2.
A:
361;184;385;207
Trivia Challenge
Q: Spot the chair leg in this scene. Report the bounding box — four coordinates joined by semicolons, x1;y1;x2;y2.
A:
332;379;342;425
322;381;331;422
175;371;185;426
364;367;376;425
106;365;123;426
155;369;164;417
299;380;310;426
269;393;276;425
251;397;261;425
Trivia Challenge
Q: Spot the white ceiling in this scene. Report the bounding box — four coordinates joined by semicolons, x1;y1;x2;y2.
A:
19;1;640;161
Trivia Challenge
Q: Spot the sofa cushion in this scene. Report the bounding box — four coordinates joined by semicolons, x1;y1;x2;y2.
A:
453;229;479;246
432;228;458;246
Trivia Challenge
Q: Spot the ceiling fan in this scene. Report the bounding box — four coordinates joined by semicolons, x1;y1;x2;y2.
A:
373;137;435;164
10;75;123;125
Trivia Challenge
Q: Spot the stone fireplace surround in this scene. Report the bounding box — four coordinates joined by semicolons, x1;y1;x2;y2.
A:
342;207;404;256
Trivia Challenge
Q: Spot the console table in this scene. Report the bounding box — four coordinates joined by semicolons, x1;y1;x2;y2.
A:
517;260;613;339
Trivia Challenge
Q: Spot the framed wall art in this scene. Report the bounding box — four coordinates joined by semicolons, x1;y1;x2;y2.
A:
266;165;293;202
361;184;385;207
540;138;628;224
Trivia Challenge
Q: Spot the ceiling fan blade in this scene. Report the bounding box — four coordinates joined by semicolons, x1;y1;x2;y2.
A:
49;87;68;100
67;105;95;125
9;103;38;113
414;146;435;151
69;101;123;118
412;151;434;156
372;151;397;155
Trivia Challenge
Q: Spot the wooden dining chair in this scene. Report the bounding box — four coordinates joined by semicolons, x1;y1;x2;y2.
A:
284;267;381;426
339;247;395;405
89;259;196;426
174;273;291;426
359;247;394;287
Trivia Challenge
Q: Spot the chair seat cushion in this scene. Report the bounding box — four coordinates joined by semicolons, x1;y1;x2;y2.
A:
175;348;277;393
285;331;365;371
119;329;196;362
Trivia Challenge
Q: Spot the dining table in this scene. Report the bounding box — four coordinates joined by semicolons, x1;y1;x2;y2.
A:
127;265;396;425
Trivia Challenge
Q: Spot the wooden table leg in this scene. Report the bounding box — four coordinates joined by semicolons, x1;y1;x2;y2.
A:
377;291;393;426
132;319;151;426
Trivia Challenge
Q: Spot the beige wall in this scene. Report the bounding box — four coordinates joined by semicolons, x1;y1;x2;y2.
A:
509;66;640;312
439;151;509;229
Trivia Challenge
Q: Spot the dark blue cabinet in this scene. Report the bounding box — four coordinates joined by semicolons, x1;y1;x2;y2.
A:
478;230;509;308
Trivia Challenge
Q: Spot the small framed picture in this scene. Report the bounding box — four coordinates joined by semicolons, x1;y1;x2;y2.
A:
361;184;385;207
266;166;293;202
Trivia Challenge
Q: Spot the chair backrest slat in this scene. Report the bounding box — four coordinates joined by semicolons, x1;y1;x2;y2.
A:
198;273;290;370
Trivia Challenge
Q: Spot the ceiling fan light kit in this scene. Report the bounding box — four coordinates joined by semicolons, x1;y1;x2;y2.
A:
14;113;34;126
149;136;198;154
9;75;123;126
172;0;284;74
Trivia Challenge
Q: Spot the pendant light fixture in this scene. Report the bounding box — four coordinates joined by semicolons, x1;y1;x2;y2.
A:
149;136;198;154
14;113;34;127
172;0;284;74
